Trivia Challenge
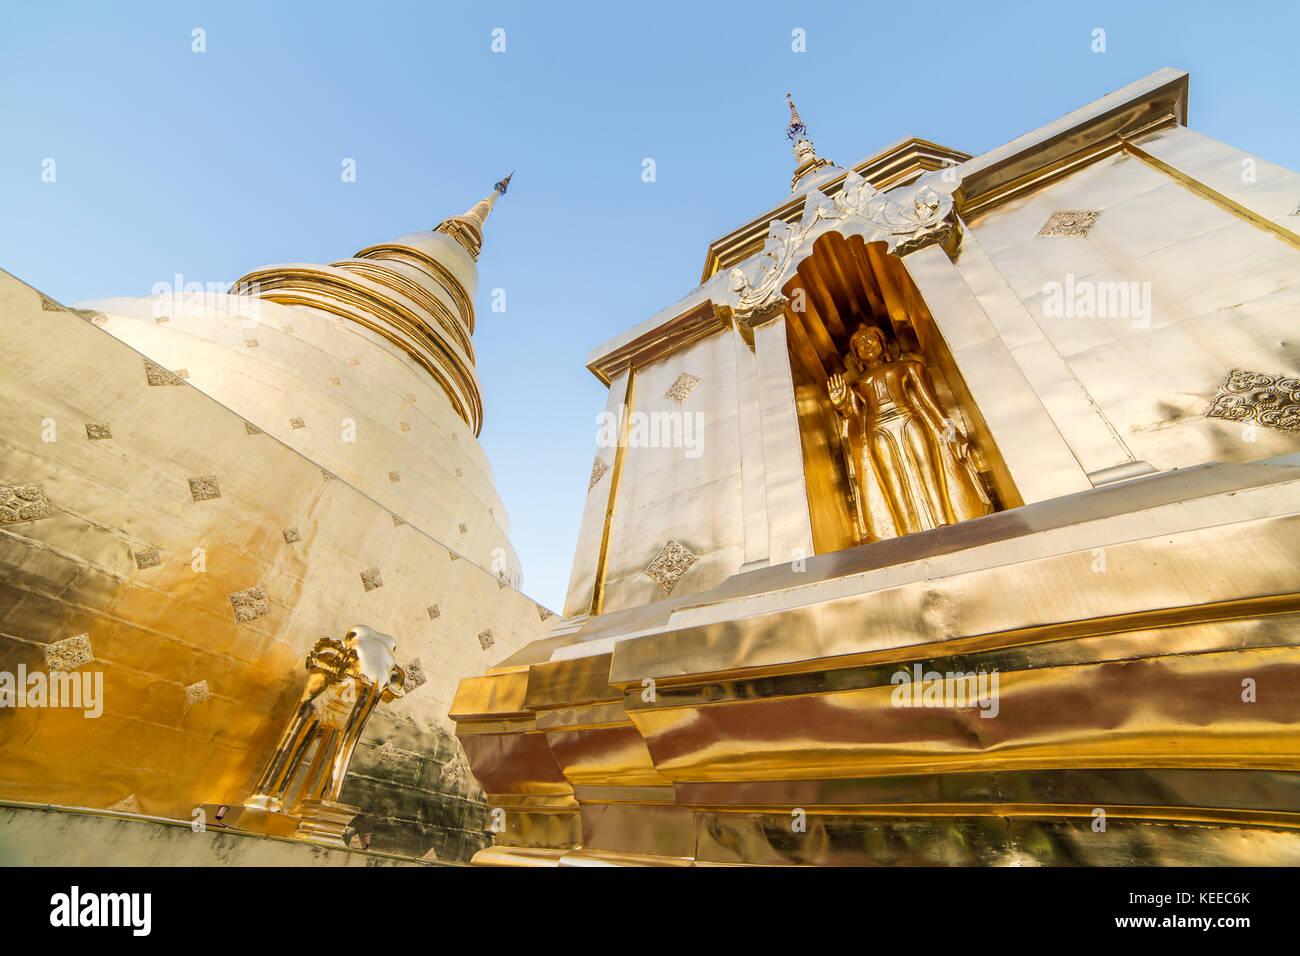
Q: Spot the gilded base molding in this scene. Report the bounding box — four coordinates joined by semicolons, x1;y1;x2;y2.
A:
454;460;1300;866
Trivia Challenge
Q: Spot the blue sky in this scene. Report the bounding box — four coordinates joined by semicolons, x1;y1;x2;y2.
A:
2;0;1297;611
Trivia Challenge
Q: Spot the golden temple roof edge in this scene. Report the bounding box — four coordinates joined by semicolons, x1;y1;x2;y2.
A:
699;68;1189;280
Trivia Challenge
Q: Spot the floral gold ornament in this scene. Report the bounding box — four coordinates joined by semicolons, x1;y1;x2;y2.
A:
1205;369;1300;433
1037;209;1102;238
644;539;697;593
0;482;50;525
664;372;701;403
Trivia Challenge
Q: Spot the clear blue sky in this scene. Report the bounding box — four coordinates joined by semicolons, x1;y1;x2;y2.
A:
3;0;1297;611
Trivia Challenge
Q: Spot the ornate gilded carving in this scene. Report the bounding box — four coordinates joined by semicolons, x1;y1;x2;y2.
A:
185;680;210;705
1205;368;1300;433
289;417;305;429
282;528;301;544
589;457;609;490
44;633;92;671
107;794;141;814
1037;209;1101;238
228;585;270;623
188;475;221;501
645;539;697;593
665;373;702;403
0;482;51;525
133;549;160;569
477;629;495;650
143;358;187;386
405;658;427;690
388;470;400;483
440;758;464;784
360;568;383;591
85;423;111;440
427;604;440;620
828;325;992;539
729;170;956;313
244;421;261;435
242;626;407;845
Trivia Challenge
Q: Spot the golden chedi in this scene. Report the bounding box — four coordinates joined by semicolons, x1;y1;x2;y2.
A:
0;177;556;864
452;70;1300;866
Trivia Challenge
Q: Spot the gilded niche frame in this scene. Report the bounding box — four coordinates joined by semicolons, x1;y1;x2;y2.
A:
781;231;1021;553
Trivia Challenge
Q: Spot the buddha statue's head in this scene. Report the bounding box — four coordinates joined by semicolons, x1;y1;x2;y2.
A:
849;325;889;365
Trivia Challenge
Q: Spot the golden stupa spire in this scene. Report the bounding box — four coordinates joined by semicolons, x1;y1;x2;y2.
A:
436;172;513;261
786;92;808;142
785;93;834;191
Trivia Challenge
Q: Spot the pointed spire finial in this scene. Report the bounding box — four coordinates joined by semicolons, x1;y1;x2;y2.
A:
786;93;808;142
436;175;513;261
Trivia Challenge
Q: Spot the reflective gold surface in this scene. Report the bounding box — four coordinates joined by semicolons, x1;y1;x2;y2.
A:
0;185;556;863
456;69;1300;865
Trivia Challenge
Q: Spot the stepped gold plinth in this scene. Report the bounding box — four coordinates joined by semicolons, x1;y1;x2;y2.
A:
291;799;363;848
453;461;1300;866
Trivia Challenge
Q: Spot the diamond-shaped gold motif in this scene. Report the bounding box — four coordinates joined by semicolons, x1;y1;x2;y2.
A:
229;585;269;623
1037;209;1101;238
44;633;93;671
1206;369;1300;433
665;373;702;404
360;567;383;591
143;357;186;386
645;539;697;593
188;475;221;501
0;483;51;525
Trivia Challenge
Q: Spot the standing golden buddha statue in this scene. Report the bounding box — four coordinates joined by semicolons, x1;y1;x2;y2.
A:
828;324;992;541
